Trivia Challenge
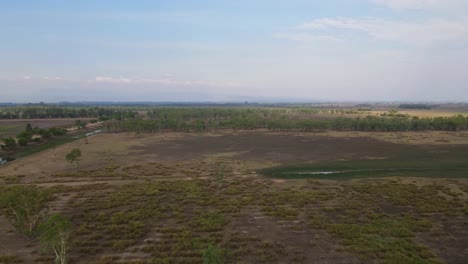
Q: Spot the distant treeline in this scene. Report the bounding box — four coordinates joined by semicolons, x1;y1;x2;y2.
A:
0;106;136;120
399;104;438;110
104;108;468;132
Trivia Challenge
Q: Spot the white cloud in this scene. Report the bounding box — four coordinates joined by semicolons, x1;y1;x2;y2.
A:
299;17;468;46
42;76;63;81
275;32;342;42
371;0;438;10
301;18;372;31
95;76;132;84
371;0;467;10
94;76;242;88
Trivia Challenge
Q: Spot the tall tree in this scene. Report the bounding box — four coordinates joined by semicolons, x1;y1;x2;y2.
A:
39;214;72;264
0;186;49;235
25;123;33;132
1;137;17;150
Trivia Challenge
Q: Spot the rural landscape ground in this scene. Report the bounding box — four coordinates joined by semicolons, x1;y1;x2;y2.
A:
3;0;468;263
0;104;467;264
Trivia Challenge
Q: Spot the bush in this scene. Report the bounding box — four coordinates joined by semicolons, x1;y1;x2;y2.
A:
65;149;82;168
39;129;52;139
49;127;67;136
192;211;228;232
203;244;225;264
1;137;17;150
17;136;29;146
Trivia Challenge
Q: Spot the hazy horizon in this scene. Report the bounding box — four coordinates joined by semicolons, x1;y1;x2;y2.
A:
1;99;468;105
1;0;468;102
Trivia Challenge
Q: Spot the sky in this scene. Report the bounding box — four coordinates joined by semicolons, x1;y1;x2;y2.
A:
1;0;467;102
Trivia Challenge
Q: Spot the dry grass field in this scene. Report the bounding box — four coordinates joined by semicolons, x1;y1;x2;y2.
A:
0;131;467;263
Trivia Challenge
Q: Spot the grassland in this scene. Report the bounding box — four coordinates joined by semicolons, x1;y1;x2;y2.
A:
8;136;80;160
0;113;467;263
0;102;468;263
259;144;468;179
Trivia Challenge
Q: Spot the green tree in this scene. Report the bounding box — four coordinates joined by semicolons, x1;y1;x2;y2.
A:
1;137;17;150
25;123;33;132
39;129;52;139
75;120;87;130
65;149;81;167
17;130;33;140
65;149;81;168
0;186;49;235
18;136;29;146
49;127;67;136
388;108;398;116
39;214;72;264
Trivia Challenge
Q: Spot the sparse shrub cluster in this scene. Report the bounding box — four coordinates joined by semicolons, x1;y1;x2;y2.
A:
0;164;466;263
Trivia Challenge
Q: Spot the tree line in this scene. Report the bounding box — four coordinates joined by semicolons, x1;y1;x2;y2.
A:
0;106;136;120
104;108;468;133
399;104;437;110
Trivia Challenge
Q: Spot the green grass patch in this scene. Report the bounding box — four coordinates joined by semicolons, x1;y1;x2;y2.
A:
258;159;468;179
203;244;226;264
192;211;228;232
7;136;79;160
259;143;468;179
326;215;438;263
0;123;26;137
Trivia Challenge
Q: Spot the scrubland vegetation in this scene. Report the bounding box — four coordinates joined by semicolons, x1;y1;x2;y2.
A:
0;103;467;263
1;175;466;263
106;107;468;133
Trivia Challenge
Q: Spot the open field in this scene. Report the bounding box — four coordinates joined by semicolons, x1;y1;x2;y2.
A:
2;0;468;262
0;130;467;263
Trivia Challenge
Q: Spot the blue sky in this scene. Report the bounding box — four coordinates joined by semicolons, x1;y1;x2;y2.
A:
1;0;467;102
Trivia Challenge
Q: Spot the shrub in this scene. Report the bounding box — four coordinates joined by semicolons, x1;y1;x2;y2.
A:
203;244;225;264
65;149;82;168
1;137;17;150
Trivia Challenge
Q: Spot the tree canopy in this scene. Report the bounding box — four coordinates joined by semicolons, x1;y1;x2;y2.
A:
0;185;49;235
39;214;72;264
65;149;82;167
